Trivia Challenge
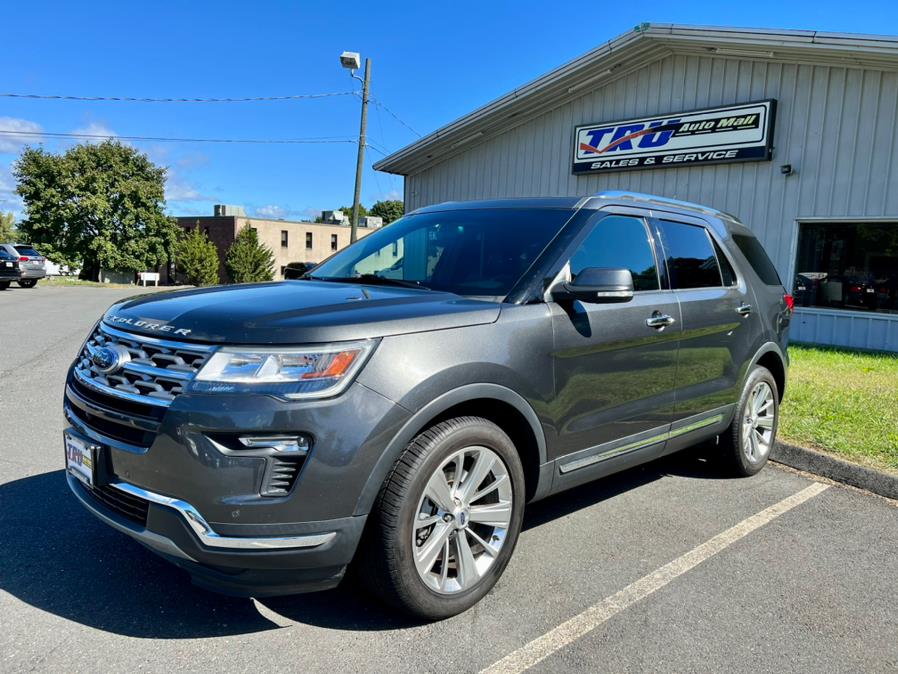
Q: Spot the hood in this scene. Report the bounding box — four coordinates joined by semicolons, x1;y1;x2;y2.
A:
102;281;500;344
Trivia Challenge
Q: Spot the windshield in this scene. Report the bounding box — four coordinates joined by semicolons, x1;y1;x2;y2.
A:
310;208;573;297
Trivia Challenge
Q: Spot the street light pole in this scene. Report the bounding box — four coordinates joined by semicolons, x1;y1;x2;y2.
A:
349;58;371;243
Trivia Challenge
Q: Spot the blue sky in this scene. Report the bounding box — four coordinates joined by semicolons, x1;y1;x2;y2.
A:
2;1;895;221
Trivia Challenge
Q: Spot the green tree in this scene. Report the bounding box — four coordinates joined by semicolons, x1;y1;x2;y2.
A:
0;211;17;242
13;140;179;280
176;226;220;286
370;199;404;224
226;226;274;283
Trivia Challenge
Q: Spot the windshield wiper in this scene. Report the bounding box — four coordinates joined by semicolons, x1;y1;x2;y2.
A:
309;274;431;291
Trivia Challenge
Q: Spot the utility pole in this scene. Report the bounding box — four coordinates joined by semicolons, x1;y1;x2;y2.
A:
350;58;371;243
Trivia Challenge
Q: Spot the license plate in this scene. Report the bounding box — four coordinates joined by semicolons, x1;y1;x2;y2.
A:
4;262;10;267
866;288;875;293
65;432;97;487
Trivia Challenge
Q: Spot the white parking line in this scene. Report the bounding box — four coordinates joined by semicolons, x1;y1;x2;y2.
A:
481;481;830;674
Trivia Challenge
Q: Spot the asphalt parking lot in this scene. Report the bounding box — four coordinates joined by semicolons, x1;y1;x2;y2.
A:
1;284;896;673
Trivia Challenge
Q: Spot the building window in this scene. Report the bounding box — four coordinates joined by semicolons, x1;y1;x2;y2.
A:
306;232;313;250
331;234;338;251
281;230;288;248
794;222;898;314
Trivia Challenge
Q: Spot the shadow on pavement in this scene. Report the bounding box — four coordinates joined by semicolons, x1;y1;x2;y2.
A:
0;445;730;638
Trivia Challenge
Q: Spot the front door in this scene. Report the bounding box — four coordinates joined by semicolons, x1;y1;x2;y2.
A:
550;212;681;478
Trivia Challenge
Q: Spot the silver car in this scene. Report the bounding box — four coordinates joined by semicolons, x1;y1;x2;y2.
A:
0;243;46;288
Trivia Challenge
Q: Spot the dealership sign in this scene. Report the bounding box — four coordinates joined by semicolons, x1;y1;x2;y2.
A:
572;100;776;174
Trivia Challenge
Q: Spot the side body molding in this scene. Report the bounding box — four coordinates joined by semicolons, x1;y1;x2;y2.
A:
353;383;550;516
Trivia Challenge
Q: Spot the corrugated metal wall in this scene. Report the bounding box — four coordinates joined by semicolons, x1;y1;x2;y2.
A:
405;54;898;351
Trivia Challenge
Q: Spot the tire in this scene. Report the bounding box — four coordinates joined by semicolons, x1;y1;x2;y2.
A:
0;281;9;290
17;279;37;288
721;366;779;476
359;416;526;620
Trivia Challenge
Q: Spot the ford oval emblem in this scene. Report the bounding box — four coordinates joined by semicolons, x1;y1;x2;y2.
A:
91;345;131;374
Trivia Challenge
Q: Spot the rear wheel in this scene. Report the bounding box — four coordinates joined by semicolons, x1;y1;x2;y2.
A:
721;366;779;476
17;279;37;288
0;281;9;290
360;417;525;620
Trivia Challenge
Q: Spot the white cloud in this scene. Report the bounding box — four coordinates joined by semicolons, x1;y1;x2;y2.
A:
385;189;402;201
0;165;24;217
70;122;118;143
0;117;43;154
254;204;288;219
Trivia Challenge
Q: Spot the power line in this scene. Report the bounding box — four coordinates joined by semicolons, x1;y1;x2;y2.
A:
371;98;421;138
0;91;359;103
0;129;359;145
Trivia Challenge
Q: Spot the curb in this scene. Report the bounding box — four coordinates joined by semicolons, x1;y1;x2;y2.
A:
771;441;898;501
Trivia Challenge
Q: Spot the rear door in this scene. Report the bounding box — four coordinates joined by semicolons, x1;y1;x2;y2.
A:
550;210;681;484
652;216;762;426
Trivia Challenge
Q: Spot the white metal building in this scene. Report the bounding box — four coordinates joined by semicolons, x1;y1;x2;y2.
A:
375;24;898;352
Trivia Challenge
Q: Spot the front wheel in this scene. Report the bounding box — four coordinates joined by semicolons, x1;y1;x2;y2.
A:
0;281;9;290
360;417;525;620
17;279;37;288
721;366;779;476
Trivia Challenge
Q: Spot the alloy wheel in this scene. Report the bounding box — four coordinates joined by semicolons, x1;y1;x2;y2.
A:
412;446;513;594
742;381;776;462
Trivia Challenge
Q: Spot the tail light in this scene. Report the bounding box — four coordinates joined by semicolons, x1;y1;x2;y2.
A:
849;284;863;294
18;256;28;262
784;294;795;313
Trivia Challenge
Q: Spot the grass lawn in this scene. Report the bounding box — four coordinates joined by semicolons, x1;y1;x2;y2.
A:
780;345;898;472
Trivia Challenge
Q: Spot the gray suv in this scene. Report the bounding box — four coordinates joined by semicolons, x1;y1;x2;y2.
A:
64;191;792;619
0;243;46;287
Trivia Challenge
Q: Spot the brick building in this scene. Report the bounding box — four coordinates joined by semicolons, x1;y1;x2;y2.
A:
170;205;376;283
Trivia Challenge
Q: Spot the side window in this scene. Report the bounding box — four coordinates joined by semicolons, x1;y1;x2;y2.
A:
569;215;659;291
733;234;782;286
713;239;738;287
658;220;722;289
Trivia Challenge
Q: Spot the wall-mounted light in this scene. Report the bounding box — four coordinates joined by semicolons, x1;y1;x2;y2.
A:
780;164;794;176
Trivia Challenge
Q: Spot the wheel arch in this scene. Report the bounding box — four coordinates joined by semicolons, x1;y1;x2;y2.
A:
353;384;549;516
748;342;788;402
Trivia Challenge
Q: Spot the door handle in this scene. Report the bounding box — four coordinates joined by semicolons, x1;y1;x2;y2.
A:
645;312;676;329
736;303;753;316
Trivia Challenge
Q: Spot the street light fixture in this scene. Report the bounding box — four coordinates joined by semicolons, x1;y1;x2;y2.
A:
340;51;370;243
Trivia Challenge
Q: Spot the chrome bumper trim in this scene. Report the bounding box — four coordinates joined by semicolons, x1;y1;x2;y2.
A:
108;481;337;550
67;473;336;552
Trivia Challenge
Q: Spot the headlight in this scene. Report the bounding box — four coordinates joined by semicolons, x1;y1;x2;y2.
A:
189;340;376;399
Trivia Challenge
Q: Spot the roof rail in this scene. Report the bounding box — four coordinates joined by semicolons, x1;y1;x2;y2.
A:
593;190;737;220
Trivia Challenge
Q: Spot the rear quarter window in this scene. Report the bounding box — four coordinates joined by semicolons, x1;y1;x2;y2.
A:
733;235;781;286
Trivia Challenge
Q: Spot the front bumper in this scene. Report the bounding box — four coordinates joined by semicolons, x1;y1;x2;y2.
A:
67;472;367;595
63;368;410;595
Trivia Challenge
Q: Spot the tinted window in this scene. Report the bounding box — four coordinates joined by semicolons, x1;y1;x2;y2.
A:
0;248;13;260
311;208;574;297
659;221;721;289
570;215;659;291
14;246;41;257
713;240;738;286
734;234;782;286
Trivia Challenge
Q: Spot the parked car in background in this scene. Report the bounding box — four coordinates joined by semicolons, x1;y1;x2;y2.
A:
283;261;318;279
0;243;47;288
0;246;20;290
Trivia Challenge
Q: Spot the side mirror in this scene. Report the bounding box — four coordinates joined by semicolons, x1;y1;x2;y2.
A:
552;267;634;304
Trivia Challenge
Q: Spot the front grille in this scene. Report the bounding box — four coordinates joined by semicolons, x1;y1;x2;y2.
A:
74;323;214;406
84;482;149;526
